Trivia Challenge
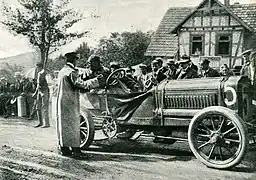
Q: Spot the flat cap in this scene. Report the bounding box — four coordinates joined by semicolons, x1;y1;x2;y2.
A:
65;52;79;59
35;62;43;67
110;61;120;67
87;55;100;63
14;72;22;77
155;57;163;64
139;63;147;68
151;59;158;64
240;49;253;56
166;59;175;65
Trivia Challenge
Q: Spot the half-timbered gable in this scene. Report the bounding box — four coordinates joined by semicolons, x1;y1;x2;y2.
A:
145;0;256;68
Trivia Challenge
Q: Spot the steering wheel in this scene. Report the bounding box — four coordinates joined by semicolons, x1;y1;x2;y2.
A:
106;69;126;88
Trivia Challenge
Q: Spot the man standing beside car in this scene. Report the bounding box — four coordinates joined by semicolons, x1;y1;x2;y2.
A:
56;52;103;158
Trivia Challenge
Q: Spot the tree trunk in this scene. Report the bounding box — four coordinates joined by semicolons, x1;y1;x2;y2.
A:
40;49;46;66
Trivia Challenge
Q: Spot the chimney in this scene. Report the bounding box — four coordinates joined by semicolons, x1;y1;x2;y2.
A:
224;0;230;7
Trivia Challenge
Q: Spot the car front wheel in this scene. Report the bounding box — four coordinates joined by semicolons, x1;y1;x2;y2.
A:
188;106;248;169
80;114;95;149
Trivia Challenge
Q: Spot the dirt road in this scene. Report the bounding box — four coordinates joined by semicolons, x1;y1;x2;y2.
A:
0;117;256;180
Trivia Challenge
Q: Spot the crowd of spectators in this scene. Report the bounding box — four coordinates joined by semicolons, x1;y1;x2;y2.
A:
0;72;36;118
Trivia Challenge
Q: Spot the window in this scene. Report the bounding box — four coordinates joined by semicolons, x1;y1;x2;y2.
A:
216;34;231;56
191;35;204;56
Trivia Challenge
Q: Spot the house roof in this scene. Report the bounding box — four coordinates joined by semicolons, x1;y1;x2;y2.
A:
145;2;256;57
144;7;194;57
230;3;256;32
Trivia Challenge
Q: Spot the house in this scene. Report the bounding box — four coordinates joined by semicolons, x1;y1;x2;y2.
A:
145;0;256;68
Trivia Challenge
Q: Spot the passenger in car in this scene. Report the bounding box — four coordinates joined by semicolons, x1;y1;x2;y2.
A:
176;57;198;79
199;59;220;78
181;54;198;72
150;59;167;85
165;58;177;80
219;64;234;77
137;64;151;91
156;57;168;74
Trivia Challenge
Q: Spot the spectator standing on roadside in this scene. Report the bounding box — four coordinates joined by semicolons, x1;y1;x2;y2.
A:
33;62;50;128
0;77;10;117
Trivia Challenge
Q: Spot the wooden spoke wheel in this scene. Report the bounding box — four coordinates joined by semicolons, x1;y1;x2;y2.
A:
188;106;248;169
80;113;95;149
102;117;117;139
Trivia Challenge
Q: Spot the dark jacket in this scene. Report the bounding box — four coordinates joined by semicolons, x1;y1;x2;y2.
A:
165;69;177;80
190;63;198;72
176;67;198;79
201;68;220;77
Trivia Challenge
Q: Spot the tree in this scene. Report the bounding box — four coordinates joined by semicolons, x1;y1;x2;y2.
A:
75;42;94;67
47;42;93;71
1;0;89;67
95;31;153;67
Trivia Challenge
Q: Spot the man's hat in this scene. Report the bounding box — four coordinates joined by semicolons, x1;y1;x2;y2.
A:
35;62;43;67
65;52;79;60
139;63;147;68
110;61;120;68
14;72;22;77
0;77;6;81
177;54;190;64
155;57;163;64
201;59;210;65
87;55;100;63
240;49;252;56
151;59;158;64
166;59;175;65
181;54;190;60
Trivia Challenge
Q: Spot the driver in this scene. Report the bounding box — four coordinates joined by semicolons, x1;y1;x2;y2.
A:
81;55;110;88
109;61;140;92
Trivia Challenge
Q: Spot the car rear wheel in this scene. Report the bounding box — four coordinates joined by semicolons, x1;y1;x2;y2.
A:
188;106;248;169
80;114;95;149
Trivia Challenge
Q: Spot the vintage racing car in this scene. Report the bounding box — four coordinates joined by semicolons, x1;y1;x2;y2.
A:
79;69;256;169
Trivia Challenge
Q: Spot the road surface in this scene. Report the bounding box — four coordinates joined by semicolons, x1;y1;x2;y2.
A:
0;117;256;180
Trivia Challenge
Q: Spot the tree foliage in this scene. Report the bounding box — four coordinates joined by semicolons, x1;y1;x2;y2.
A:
48;31;153;71
1;0;89;67
47;42;93;71
95;31;153;67
75;42;94;67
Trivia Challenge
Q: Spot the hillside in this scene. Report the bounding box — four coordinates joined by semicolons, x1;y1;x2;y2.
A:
0;51;40;70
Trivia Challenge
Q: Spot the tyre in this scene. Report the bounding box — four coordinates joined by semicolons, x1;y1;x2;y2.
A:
80;111;95;149
188;106;248;169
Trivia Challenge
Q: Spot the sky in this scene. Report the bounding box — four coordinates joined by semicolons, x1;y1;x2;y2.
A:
0;0;255;58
